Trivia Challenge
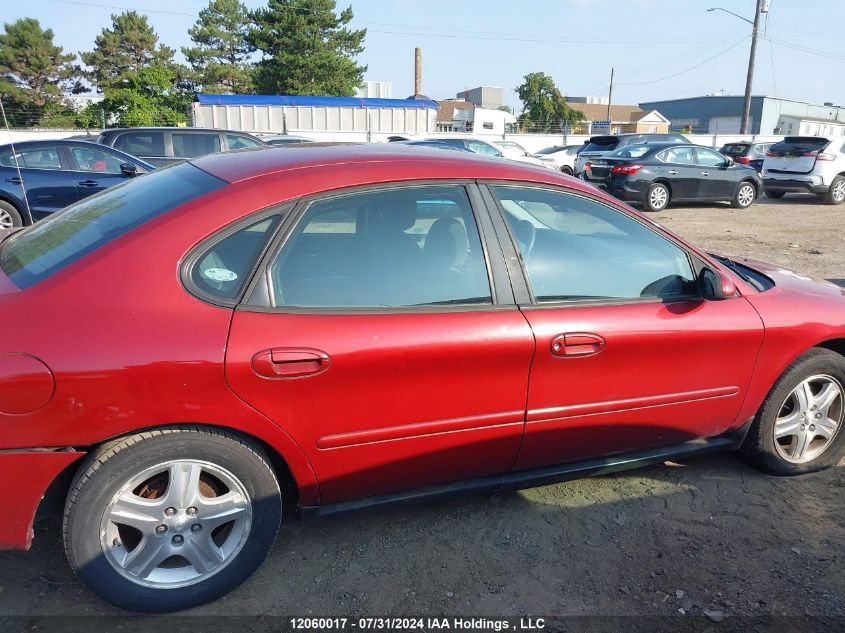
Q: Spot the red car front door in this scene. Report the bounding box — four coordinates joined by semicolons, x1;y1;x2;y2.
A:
225;183;534;503
484;184;765;470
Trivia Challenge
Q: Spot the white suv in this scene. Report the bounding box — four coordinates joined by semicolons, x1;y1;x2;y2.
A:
762;136;845;204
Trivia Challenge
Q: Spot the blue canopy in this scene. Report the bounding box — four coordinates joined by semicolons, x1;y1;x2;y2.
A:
196;94;438;110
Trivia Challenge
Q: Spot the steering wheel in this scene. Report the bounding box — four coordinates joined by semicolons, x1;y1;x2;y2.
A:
511;220;537;261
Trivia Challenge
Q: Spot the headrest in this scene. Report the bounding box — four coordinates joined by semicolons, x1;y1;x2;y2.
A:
368;193;418;232
424;218;469;269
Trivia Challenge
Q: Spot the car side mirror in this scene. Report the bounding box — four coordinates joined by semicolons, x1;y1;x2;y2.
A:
120;162;138;177
698;267;737;300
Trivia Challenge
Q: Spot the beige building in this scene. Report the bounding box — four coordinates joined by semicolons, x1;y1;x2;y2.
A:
571;103;671;135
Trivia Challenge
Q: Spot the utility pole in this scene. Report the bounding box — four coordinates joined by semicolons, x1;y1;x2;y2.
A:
740;0;766;134
606;67;614;133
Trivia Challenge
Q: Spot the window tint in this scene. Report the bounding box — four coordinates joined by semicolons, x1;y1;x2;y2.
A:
269;186;492;308
0;163;223;289
192;216;280;302
226;134;262;150
721;144;750;157
493;186;695;302
608;144;650;158
696;148;727;167
172;133;221;158
0;146;61;169
467;140;501;156
659;146;696;164
113;132;165;157
583;137;620;152
70;146;125;174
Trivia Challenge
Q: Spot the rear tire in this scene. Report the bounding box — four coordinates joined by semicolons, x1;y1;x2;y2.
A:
742;348;845;476
0;200;23;228
561;166;574;176
823;175;845;205
643;182;670;212
63;426;282;612
764;190;785;199
731;181;757;209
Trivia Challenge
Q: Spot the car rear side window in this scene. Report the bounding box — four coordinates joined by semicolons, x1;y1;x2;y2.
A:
493;186;695;303
0;163;224;289
113;132;165;157
0;146;62;169
268;185;492;308
190;215;281;303
173;133;221;158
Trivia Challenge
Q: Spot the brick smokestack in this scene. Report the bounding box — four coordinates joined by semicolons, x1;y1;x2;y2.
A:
414;48;422;97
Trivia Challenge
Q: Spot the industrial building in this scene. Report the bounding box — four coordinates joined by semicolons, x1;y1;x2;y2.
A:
192;94;438;135
456;86;504;110
639;95;845;135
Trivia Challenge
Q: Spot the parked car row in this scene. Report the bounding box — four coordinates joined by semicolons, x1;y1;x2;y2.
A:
0;128;268;226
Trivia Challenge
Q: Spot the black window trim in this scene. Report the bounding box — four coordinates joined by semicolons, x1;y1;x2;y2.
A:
180;202;294;308
237;180;514;315
478;180;708;309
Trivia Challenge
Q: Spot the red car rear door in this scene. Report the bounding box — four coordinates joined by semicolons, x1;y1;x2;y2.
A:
481;183;765;470
225;183;534;504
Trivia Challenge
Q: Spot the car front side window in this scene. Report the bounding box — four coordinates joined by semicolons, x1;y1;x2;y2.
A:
268;185;492;308
493;186;696;303
696;148;728;167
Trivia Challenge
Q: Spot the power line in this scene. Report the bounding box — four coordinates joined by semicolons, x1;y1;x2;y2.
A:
617;36;750;87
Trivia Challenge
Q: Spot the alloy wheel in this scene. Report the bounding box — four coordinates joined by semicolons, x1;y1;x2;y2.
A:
773;374;843;464
649;186;668;210
99;459;252;588
833;179;845;203
738;184;755;207
0;208;14;229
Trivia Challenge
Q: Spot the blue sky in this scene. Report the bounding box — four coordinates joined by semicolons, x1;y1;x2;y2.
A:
8;0;845;110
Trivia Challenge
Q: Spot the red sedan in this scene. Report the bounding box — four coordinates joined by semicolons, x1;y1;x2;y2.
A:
0;145;843;612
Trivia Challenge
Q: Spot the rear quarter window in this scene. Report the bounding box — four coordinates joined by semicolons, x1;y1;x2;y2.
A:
0;163;224;289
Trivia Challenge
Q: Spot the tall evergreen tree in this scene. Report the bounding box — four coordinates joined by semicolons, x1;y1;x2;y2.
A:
81;11;175;90
249;0;366;96
515;72;584;133
184;0;255;94
0;18;78;126
81;12;191;126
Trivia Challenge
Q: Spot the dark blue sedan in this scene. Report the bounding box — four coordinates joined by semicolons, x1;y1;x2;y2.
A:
0;140;155;227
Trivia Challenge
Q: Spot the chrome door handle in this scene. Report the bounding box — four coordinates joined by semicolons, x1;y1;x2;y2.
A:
700;171;710;176
550;333;606;358
668;170;679;175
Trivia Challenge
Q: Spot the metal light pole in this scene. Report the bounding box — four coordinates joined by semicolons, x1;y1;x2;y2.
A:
708;0;768;134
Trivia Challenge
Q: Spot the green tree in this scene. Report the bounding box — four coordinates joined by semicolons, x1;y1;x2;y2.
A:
249;0;367;96
0;18;79;127
515;72;583;133
183;0;255;94
81;12;190;126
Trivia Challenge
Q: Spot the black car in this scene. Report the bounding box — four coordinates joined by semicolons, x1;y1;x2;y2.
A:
97;127;265;167
575;132;690;180
719;141;774;173
0;140;155;226
592;143;762;211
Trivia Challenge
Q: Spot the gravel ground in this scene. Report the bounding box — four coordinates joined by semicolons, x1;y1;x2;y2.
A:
0;194;843;627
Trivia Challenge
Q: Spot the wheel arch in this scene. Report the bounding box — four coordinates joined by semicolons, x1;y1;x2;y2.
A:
37;421;317;524
817;337;845;360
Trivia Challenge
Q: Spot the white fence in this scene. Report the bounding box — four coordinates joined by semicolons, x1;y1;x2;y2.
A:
0;127;785;152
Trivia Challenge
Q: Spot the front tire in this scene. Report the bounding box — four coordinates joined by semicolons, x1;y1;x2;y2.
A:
0;200;23;228
63;426;282;612
643;182;670;212
731;181;756;209
742;348;845;475
823;175;845;205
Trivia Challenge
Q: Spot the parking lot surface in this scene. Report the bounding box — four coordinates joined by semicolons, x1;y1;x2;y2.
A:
0;195;842;620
